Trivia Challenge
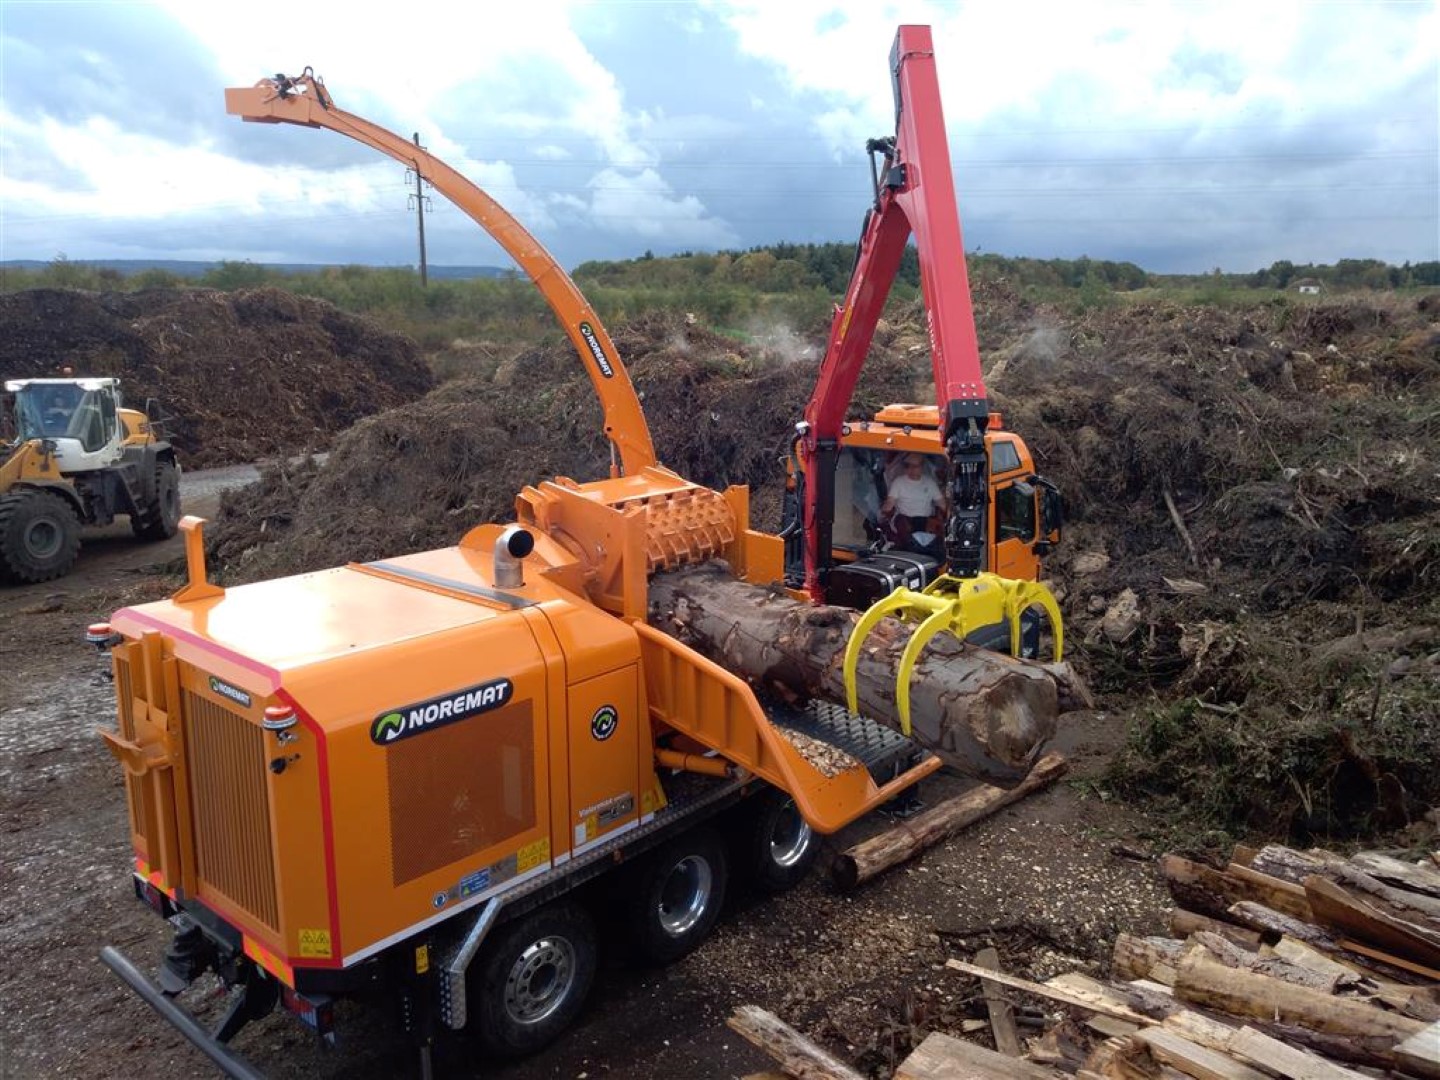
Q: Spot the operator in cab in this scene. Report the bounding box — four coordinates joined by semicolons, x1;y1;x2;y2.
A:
881;453;947;556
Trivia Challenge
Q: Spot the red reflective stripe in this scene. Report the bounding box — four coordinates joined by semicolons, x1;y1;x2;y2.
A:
279;688;344;969
111;608;282;691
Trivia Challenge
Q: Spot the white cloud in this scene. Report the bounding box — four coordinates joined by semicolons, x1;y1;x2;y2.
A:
583;168;738;246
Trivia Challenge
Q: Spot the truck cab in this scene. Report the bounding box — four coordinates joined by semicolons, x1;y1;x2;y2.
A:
781;402;1063;608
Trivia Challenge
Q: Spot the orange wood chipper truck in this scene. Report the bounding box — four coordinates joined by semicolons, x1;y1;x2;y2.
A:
95;26;1062;1077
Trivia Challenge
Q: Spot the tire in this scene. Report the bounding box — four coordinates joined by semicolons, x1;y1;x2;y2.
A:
627;827;728;964
743;789;818;893
471;903;597;1059
132;459;180;541
0;489;82;584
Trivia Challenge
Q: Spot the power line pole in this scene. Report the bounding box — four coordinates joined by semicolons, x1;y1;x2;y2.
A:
408;132;430;286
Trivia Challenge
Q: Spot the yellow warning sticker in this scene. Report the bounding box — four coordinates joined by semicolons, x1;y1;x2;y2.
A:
517;836;550;873
298;928;332;959
415;944;430;974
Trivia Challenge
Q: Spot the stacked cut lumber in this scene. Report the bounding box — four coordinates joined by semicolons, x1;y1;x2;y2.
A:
935;843;1439;1079
733;844;1438;1080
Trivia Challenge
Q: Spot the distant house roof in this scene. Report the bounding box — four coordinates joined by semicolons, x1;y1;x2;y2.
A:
1293;277;1323;289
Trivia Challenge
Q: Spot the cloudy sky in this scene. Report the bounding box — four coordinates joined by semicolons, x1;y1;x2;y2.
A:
1;0;1435;274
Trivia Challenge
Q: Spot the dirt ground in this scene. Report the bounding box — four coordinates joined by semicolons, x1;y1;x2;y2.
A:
0;465;1170;1078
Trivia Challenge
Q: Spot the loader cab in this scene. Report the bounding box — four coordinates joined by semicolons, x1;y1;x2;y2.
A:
781;403;1063;603
7;378;126;472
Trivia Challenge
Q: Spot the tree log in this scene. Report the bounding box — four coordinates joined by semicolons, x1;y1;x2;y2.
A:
1159;856;1310;922
1191;931;1351;993
648;562;1091;780
1304;875;1440;968
726;1005;863;1080
896;1031;1062;1080
1226;901;1428;985
1172;948;1427;1049
1252;846;1440;921
832;753;1068;889
1112;934;1188;985
1167;909;1261;948
1350;851;1440;898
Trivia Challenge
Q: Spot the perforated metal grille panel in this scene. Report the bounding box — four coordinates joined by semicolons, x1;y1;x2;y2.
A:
387;700;536;886
112;654;145;838
184;691;279;931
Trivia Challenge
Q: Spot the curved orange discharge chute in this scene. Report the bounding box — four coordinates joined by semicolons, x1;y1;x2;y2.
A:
224;71;657;477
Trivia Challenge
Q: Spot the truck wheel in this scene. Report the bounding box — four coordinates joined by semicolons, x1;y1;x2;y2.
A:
132;459;181;541
471;903;597;1059
628;827;728;964
0;489;81;584
744;790;818;893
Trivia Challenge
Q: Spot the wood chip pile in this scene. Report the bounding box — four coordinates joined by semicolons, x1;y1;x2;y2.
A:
732;841;1440;1079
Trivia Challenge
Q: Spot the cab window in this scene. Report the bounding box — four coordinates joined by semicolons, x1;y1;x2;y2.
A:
991;438;1021;474
995;482;1036;542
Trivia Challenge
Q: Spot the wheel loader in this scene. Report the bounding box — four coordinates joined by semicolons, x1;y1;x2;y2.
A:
94;26;1066;1076
1;377;181;583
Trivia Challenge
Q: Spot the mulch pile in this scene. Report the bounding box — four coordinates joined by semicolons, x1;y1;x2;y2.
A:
0;287;433;467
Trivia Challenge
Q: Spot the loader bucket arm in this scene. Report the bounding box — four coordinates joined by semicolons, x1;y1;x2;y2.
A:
225;72;657;476
800;25;989;598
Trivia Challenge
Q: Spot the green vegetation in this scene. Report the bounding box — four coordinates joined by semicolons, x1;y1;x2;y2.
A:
4;249;1433;353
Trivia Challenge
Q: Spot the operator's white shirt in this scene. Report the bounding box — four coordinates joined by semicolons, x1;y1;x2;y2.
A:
888;473;942;518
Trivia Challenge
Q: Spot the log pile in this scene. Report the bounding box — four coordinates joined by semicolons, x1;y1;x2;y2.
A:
732;842;1439;1080
938;842;1440;1079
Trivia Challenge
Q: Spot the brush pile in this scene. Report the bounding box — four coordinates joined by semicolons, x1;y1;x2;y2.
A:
0;286;432;466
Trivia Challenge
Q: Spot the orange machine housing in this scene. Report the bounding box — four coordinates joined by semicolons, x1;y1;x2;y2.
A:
106;527;656;979
102;476;937;990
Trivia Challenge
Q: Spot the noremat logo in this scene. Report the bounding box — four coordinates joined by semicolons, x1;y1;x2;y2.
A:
371;678;513;745
208;677;252;709
577;322;615;379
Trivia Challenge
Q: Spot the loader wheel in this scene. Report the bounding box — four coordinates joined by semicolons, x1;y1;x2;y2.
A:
628;827;728;964
472;903;597;1059
132;459;180;541
0;489;81;584
743;789;817;893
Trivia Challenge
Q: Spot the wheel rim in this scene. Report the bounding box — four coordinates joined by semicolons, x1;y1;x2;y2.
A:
23;517;63;560
658;855;713;936
769;802;813;869
503;936;577;1026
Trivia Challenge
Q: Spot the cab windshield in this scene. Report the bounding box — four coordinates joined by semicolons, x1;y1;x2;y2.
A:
16;384;112;451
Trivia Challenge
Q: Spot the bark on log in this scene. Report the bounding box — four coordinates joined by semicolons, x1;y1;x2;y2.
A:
1167;909;1261;948
1252;846;1440;921
1172;948;1427;1048
1350;851;1440;898
1158;856;1309;922
1303;875;1440;968
832;753;1068;889
726;1005;864;1080
1226;901;1428;985
1191;931;1351;993
1112;934;1188;985
648;562;1091;780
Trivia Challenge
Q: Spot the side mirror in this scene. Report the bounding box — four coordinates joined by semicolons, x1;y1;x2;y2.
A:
1037;477;1064;541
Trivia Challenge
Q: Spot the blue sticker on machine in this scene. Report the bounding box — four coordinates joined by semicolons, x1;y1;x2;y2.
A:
590;704;618;742
458;868;491;898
